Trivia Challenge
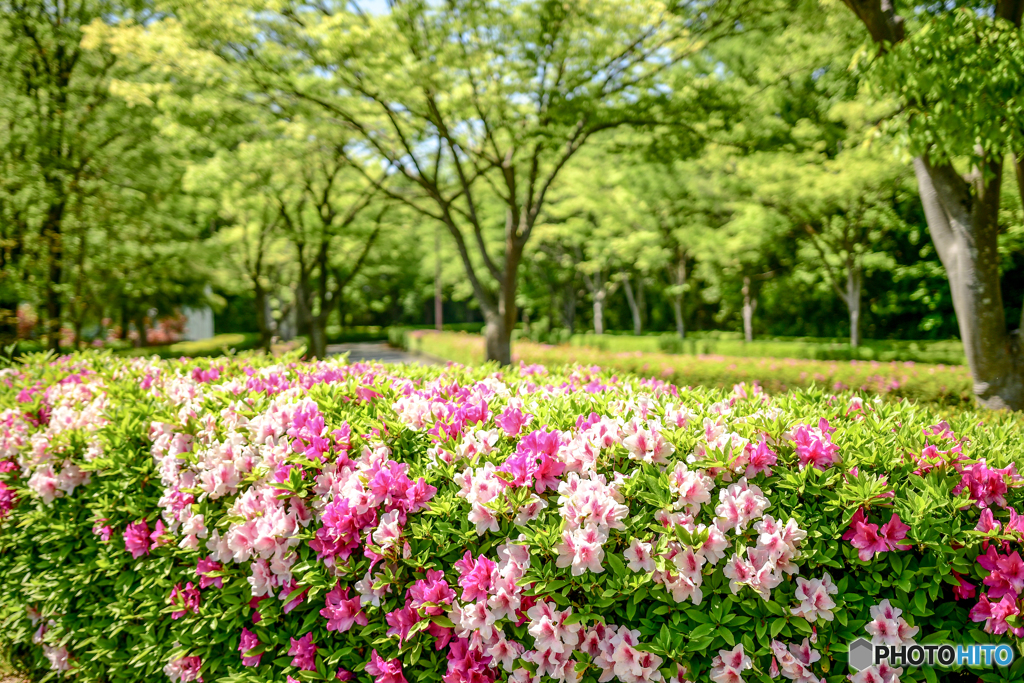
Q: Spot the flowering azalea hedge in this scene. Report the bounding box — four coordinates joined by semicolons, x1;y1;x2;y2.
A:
400;331;974;406
0;352;1022;683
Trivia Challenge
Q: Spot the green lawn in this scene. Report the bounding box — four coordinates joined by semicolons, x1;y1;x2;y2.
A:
567;331;965;365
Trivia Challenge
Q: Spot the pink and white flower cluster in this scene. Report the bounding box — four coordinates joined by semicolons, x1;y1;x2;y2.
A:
5;356;1021;683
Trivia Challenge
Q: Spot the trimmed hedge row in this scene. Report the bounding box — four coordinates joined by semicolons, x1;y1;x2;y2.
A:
398;331;974;407
0;351;1021;683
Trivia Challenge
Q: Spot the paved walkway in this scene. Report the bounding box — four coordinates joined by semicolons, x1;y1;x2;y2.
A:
326;341;437;364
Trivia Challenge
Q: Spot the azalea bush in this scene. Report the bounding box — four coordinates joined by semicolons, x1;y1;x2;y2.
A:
0;351;1021;683
400;331;973;407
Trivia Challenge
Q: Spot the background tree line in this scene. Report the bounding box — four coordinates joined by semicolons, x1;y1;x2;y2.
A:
1;0;1023;406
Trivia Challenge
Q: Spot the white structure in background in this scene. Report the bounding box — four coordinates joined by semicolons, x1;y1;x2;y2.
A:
182;307;214;341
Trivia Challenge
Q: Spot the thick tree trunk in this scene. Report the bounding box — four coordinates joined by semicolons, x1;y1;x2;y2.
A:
914;155;1024;409
484;313;512;366
482;243;521;365
841;0;1024;410
847;260;862;347
622;272;642;336
309;321;327;359
741;275;757;343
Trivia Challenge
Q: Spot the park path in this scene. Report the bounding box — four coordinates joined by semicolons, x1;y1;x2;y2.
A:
326;341;437;365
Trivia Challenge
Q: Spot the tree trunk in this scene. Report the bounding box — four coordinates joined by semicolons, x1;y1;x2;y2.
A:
0;299;17;345
637;276;647;331
562;281;576;333
847;259;862;347
337;289;346;332
120;303;129;341
913;155;1024;409
741;275;757;343
434;225;443;331
622;272;642;336
840;0;1024;410
254;284;271;351
134;310;148;348
309;320;327;359
42;199;65;353
484;313;512;365
593;288;605;335
585;269;606;335
295;277;312;339
481;241;522;365
672;258;687;339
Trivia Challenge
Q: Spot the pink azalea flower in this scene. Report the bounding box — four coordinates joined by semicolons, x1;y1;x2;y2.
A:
791;422;841;470
42;644;70;672
841;508;867;541
555;526;608;576
123;520;151;559
865;600;918;646
91;519;112;542
169;582;201;620
710;644;751;683
770;638;820;683
150;519;169;548
0;481;17;519
667;463;714;514
366;649;407;683
982;551;1024;599
951;571;976;601
953;460;1020;509
715;479;769;533
372;510;403;552
288;633;317;671
969;593;1024;636
624;539;655;573
238;627;262;667
164;655;203;683
976;508;1001;533
408;570;456;615
745;438;778;478
385;602;421;644
443;638;495;683
454;552;496;602
848;512;911;561
849;662;903;683
196;556;223;589
878;514;911;551
496;402;532;436
791;573;838;623
321;584;368;632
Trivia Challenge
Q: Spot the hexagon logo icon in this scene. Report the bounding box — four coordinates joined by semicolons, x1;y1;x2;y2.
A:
848;638;874;671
